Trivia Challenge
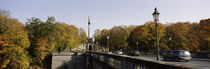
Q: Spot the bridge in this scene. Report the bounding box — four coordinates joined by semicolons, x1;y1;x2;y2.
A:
51;51;210;69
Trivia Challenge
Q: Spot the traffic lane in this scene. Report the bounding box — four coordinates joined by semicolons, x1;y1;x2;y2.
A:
164;60;210;69
191;58;210;62
137;55;210;62
136;55;210;69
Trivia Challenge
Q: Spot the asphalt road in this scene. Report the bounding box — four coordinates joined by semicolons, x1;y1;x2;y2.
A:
136;55;210;69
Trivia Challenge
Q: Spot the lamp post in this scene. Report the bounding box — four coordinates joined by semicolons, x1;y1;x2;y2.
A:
169;36;172;49
96;42;98;50
136;41;138;50
86;16;91;51
169;36;171;49
152;7;160;61
107;36;110;52
86;39;88;51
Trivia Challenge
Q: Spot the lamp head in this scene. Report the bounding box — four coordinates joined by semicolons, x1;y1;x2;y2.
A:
152;7;160;22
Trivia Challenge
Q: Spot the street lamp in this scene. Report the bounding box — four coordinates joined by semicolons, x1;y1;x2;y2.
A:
136;41;138;50
107;36;110;52
152;7;160;61
169;36;172;49
87;16;91;51
169;37;171;40
86;39;88;51
96;42;98;50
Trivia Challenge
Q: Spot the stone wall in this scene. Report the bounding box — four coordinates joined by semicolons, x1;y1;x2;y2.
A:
51;52;86;69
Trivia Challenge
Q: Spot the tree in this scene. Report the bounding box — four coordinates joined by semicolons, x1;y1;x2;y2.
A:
54;23;81;50
199;19;210;51
34;37;48;66
93;29;101;43
79;28;87;43
109;26;128;50
26;17;57;66
26;17;84;67
127;22;166;53
166;22;191;51
0;9;10;18
0;43;30;69
0;16;30;69
186;23;201;51
96;29;109;46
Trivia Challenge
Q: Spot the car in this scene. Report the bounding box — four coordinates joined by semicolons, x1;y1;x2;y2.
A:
127;50;140;56
163;50;191;62
113;50;123;55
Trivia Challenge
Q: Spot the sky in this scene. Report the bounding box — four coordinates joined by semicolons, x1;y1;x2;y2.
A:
1;0;210;37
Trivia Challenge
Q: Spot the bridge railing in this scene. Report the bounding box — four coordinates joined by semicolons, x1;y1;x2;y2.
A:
191;52;210;59
89;52;201;69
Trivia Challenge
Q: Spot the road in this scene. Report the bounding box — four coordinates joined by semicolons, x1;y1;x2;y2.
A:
136;55;210;69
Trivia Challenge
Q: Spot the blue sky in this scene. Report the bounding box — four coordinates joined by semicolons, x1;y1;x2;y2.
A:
1;0;210;37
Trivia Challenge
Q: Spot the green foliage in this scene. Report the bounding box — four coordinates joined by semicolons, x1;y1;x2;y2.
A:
109;26;128;50
26;17;84;66
53;23;81;50
26;17;56;65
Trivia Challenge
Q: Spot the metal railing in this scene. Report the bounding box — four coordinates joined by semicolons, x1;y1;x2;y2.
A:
88;52;201;69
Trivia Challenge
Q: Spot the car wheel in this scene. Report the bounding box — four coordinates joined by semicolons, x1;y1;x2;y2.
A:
185;60;190;62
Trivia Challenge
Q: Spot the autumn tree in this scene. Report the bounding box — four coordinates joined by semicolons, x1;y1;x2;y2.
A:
128;22;167;53
186;23;201;51
109;26;128;50
53;23;81;51
26;17;58;66
165;22;191;51
93;29;101;44
94;29;109;46
34;37;48;66
26;17;84;67
0;16;30;69
79;28;87;43
199;19;210;51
